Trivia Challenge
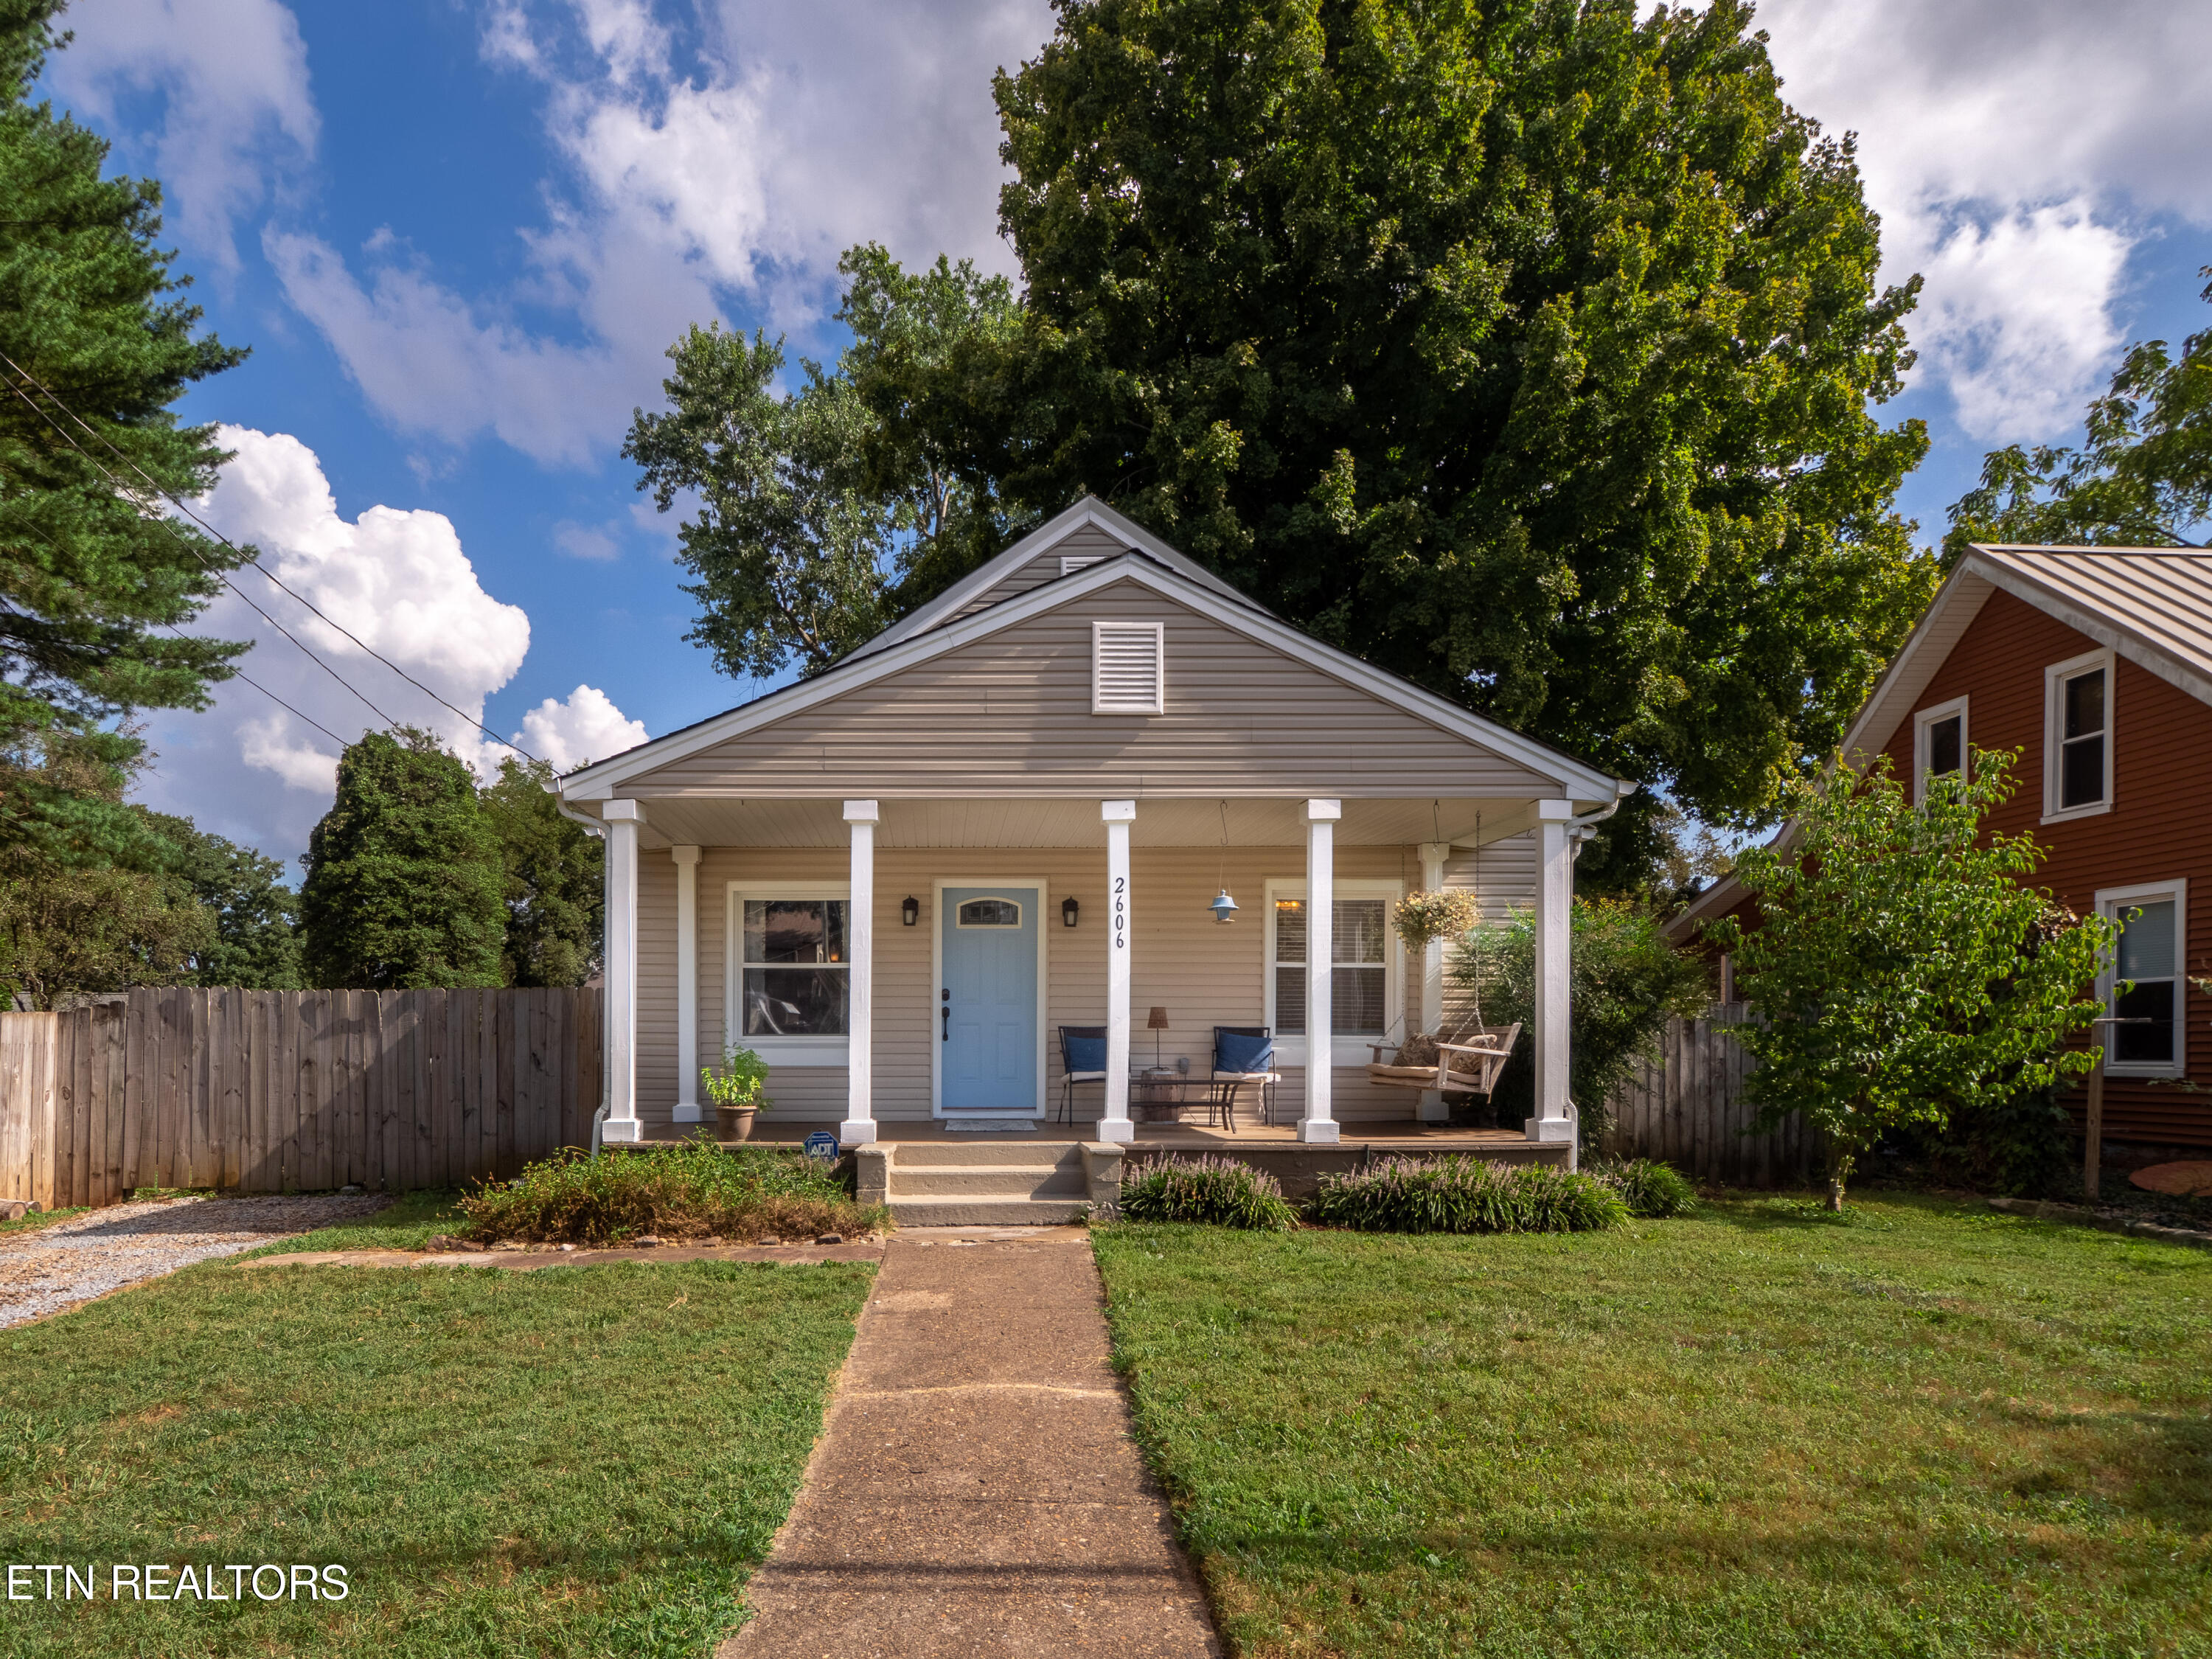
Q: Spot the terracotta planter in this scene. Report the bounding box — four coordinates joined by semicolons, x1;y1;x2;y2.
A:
717;1105;758;1142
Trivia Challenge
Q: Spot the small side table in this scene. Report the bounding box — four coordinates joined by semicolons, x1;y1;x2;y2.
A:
1132;1068;1185;1122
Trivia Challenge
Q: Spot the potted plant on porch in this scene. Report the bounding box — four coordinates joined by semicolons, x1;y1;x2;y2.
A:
702;1044;772;1141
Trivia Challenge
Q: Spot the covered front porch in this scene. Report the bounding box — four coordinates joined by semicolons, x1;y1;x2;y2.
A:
587;791;1593;1161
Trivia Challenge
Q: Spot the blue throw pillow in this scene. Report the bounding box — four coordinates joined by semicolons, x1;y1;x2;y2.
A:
1215;1031;1273;1074
1065;1034;1107;1073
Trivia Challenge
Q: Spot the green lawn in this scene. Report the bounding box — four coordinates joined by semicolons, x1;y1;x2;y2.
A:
0;1256;871;1656
244;1189;468;1256
1092;1193;2212;1659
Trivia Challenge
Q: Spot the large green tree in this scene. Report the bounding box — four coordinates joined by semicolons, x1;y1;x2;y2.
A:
481;757;602;988
0;0;249;874
145;810;302;989
967;0;1930;835
299;730;504;990
1947;269;2212;554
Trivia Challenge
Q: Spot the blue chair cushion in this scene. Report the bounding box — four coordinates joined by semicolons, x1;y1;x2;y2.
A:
1064;1034;1107;1074
1215;1031;1273;1074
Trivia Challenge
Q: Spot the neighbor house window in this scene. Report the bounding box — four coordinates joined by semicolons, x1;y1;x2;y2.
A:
2097;880;2186;1078
1264;880;1402;1057
726;886;850;1056
1913;696;1969;804
2045;650;2114;819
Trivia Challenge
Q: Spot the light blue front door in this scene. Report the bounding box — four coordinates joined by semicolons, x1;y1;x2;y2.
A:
940;886;1040;1113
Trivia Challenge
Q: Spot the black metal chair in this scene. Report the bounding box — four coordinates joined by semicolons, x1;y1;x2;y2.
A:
1057;1026;1108;1124
1208;1026;1278;1130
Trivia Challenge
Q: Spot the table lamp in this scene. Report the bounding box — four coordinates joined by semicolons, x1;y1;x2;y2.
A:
1147;1006;1169;1070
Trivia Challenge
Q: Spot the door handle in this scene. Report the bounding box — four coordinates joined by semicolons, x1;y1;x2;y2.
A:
941;1005;950;1042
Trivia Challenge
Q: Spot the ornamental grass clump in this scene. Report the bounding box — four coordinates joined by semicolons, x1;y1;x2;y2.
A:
1591;1156;1699;1218
1120;1155;1298;1230
456;1136;886;1245
1307;1156;1626;1234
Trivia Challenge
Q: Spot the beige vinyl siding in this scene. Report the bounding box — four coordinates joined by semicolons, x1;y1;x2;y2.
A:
1442;830;1537;917
951;522;1132;619
630;842;1427;1133
635;580;1559;800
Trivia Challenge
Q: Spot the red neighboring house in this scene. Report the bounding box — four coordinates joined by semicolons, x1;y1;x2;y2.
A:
1673;543;2212;1155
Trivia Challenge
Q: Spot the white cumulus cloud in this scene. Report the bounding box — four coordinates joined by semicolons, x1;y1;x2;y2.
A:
40;0;318;268
134;427;645;859
1751;0;2212;442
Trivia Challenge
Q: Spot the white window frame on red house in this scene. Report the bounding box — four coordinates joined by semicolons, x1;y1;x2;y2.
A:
1912;695;1970;805
2095;877;2188;1080
2043;647;2115;823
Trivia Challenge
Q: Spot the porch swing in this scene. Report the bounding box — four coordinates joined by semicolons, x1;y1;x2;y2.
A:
1365;813;1521;1104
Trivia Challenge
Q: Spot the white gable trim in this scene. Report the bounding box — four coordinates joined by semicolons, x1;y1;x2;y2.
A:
849;495;1257;661
1970;551;2212;711
1836;563;1996;765
563;553;1625;803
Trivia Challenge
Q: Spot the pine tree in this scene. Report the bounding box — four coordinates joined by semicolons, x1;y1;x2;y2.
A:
0;1;250;877
299;731;504;990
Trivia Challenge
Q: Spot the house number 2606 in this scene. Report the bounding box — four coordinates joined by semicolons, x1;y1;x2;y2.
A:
1113;876;1126;950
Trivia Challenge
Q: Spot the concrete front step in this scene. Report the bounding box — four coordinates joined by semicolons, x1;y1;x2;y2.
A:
889;1197;1094;1227
889;1164;1088;1200
889;1138;1087;1169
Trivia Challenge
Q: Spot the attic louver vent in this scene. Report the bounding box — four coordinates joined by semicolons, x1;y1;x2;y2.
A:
1060;554;1107;574
1092;621;1164;714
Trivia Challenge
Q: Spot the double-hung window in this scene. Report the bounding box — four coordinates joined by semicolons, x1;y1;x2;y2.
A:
1913;695;1969;804
2096;880;2187;1078
726;885;850;1062
2044;649;2114;819
1264;879;1402;1061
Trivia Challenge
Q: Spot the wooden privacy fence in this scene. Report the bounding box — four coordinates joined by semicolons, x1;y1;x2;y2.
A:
1604;1003;1820;1188
0;987;602;1210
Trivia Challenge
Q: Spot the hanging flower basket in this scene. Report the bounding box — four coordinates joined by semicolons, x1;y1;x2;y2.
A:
1392;888;1481;953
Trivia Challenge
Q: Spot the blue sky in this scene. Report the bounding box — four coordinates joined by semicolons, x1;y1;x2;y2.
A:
31;0;2212;862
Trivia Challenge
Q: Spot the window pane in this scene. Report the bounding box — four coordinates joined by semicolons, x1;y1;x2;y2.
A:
2114;978;2175;1065
1276;965;1305;1034
1335;899;1388;965
956;897;1022;927
2117;899;2176;980
1333;964;1386;1033
744;900;846;964
1926;714;1962;776
1274;900;1306;965
742;967;848;1036
2060;734;2105;808
2064;667;2104;740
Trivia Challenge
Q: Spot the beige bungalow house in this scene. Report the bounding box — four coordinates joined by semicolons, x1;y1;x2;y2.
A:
557;498;1630;1200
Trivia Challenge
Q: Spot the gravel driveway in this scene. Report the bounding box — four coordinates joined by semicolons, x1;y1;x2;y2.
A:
0;1193;389;1329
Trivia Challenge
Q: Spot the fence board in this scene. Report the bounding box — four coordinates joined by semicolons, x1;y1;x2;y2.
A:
1604;1004;1816;1189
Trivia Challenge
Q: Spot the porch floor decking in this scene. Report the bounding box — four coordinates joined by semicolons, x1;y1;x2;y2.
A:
668;1120;1536;1153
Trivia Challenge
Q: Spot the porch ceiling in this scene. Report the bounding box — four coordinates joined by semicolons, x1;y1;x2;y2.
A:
625;796;1543;851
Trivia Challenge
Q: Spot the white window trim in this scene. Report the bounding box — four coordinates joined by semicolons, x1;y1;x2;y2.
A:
1912;695;1969;806
930;877;1051;1119
2043;647;2115;823
1091;619;1165;714
725;881;852;1066
1262;877;1405;1066
2096;878;2188;1079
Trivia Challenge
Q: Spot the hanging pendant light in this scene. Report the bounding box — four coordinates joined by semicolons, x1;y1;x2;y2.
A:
1209;799;1239;922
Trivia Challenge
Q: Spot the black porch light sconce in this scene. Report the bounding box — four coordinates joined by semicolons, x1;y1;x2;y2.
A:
1061;896;1080;928
901;895;919;927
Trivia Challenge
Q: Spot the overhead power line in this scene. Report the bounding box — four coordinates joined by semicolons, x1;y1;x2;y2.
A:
0;350;537;764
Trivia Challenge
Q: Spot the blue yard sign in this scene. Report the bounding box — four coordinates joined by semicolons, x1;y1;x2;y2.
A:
804;1130;841;1162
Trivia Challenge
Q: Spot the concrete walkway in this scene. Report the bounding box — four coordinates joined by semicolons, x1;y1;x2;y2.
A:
720;1225;1220;1659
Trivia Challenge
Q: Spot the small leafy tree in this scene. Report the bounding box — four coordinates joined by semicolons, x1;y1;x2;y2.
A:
299;728;504;989
1707;752;2112;1210
1450;897;1708;1144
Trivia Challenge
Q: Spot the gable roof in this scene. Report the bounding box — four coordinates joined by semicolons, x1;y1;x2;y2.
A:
1670;542;2212;941
847;495;1259;662
562;548;1628;805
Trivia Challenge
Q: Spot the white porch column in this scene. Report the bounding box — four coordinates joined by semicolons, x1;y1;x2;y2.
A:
671;846;703;1122
1301;799;1342;1144
1416;838;1451;1125
1099;799;1137;1144
841;801;880;1147
1528;799;1576;1164
601;800;643;1144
